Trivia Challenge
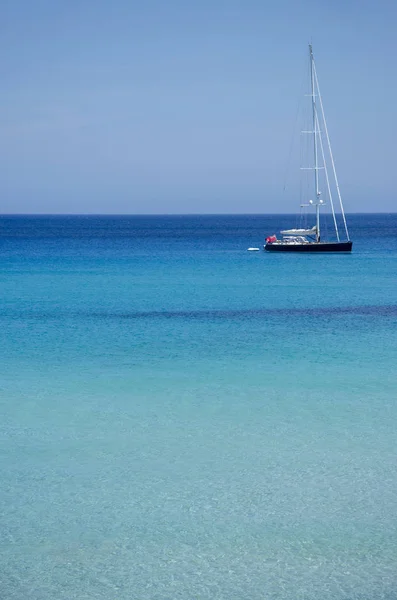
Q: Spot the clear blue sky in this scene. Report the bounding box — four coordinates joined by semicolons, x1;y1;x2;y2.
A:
1;0;395;213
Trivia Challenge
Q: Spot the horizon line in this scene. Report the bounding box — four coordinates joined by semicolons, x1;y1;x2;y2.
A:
1;211;396;217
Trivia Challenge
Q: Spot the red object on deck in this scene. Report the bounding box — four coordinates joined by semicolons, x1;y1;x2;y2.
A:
266;235;277;243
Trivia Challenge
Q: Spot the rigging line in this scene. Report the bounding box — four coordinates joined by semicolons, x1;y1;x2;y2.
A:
315;109;340;241
282;59;307;194
313;61;350;240
282;98;301;193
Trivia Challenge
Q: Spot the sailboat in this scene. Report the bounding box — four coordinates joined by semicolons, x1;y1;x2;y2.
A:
265;45;352;252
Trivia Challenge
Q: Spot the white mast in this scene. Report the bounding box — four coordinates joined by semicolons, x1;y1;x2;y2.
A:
309;44;321;242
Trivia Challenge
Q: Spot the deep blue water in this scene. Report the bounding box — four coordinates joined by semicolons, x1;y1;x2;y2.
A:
1;214;397;599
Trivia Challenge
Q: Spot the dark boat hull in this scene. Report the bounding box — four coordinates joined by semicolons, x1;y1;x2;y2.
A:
265;241;352;252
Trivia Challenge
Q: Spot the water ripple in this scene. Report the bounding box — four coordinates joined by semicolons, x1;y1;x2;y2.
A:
1;304;397;320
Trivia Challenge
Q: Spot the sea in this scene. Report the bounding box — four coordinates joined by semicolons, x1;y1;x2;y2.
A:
1;213;396;600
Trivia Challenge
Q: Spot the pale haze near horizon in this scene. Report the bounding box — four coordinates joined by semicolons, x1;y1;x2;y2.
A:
1;0;395;214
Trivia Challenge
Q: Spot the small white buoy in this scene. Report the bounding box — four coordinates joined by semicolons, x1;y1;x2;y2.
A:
247;247;260;251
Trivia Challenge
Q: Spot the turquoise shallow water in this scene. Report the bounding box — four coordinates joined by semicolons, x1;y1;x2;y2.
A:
1;214;397;599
